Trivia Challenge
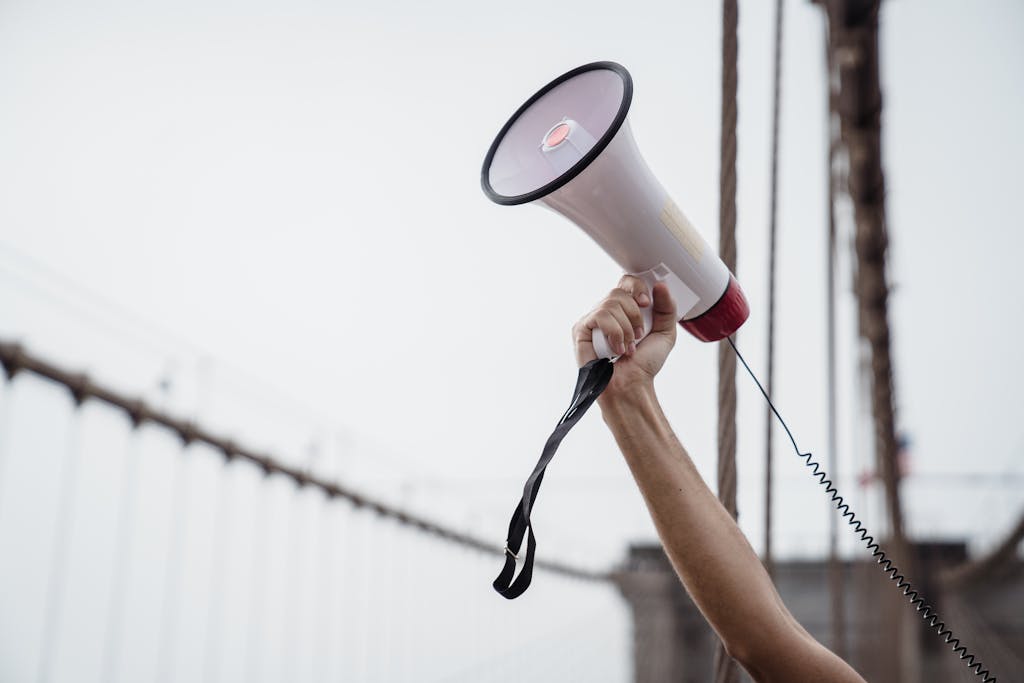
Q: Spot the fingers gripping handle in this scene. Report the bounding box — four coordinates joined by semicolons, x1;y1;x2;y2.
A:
593;305;652;360
592;271;658;360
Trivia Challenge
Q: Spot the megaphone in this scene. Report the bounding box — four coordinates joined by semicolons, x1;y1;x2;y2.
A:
481;61;749;357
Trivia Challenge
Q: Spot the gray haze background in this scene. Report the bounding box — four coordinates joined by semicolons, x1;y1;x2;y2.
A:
0;0;1021;680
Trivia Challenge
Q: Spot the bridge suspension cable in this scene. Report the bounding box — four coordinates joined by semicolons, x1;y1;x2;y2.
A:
0;338;607;583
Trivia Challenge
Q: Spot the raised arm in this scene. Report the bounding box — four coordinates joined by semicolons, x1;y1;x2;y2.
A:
573;275;865;683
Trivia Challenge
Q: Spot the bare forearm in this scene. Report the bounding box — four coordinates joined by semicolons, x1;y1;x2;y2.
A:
601;383;868;683
573;277;862;682
599;383;791;665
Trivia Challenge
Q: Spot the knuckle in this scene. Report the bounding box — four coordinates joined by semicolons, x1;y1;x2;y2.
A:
596;311;620;335
614;286;633;300
620;274;649;296
618;273;641;289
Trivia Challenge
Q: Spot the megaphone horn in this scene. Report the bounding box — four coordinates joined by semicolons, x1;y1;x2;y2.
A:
481;61;749;357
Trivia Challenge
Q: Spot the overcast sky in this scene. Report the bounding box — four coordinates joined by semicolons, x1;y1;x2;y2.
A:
0;0;1022;679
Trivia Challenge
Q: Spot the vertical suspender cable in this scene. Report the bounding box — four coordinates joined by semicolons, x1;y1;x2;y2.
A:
714;1;741;682
380;518;398;682
824;19;847;661
335;502;355;681
201;460;235;683
0;376;14;515
282;482;303;678
355;511;372;682
156;443;191;683
320;446;344;683
717;0;740;523
313;488;335;683
399;519;413;683
244;484;270;683
763;0;784;579
36;406;83;683
99;430;142;683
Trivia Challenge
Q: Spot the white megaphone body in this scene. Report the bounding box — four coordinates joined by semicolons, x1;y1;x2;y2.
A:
481;61;749;357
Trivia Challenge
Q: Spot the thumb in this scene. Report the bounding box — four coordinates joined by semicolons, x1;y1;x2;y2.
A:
650;283;678;335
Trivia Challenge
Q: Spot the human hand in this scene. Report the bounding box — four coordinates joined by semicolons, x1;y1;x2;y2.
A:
572;274;677;398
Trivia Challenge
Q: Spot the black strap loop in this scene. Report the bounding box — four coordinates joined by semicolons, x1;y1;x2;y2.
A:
493;358;614;599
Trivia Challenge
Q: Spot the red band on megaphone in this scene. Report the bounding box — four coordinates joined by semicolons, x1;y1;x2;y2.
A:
680;275;749;342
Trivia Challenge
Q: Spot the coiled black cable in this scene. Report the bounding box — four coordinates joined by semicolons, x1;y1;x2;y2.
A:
728;337;996;682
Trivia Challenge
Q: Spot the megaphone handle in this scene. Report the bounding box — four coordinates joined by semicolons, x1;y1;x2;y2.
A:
592;271;658;360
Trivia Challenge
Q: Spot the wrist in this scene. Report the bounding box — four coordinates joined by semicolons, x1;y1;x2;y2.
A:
598;379;674;465
598;379;657;418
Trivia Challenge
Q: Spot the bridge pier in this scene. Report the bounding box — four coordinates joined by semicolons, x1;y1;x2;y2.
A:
612;545;716;683
614;541;1024;682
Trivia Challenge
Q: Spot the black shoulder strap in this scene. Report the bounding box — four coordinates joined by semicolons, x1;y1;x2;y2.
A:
493;358;614;599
